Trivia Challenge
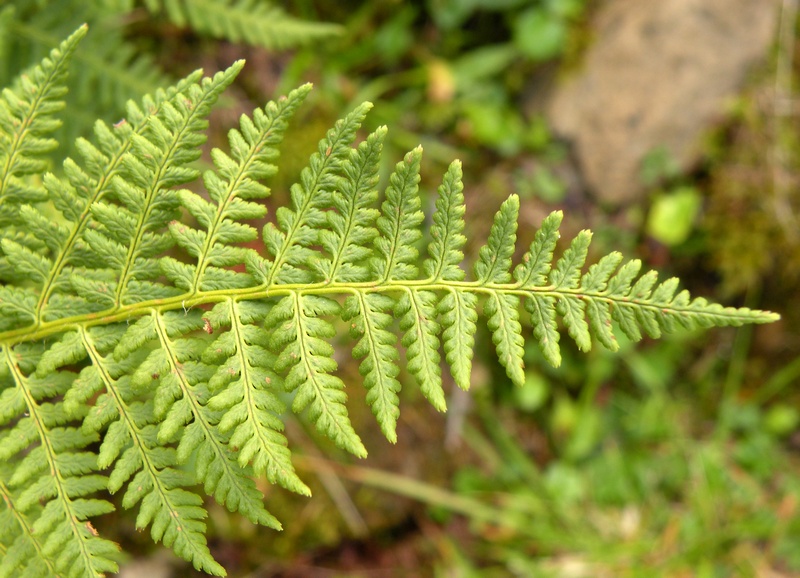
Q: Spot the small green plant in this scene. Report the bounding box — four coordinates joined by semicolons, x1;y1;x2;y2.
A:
0;28;779;577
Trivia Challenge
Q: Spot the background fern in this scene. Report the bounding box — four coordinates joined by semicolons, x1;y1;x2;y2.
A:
0;0;341;160
0;28;779;577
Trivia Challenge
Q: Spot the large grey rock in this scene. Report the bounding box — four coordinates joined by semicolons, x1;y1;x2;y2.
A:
547;0;780;205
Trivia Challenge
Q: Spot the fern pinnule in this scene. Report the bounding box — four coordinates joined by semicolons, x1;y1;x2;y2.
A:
373;147;425;282
322;125;385;283
425;159;467;283
343;292;402;441
475;195;518;284
203;299;310;496
268;293;368;457
439;289;478;391
0;24;85;221
262;101;373;286
0;472;59;578
398;288;445;409
1;345;120;578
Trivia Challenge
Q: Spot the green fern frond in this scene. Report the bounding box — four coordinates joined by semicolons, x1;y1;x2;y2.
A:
2;0;337;167
0;346;120;578
150;0;343;49
0;24;84;226
0;470;59;578
2;1;172;154
0;27;780;576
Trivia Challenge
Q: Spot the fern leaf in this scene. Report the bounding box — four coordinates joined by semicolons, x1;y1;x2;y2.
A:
343;292;401;442
425;159;466;282
174;82;311;293
439;289;478;390
0;31;781;576
550;229;591;289
145;311;280;529
548;231;593;351
474;195;519;283
373;147;424;281
204;298;310;497
397;289;445;410
514;209;563;287
268;293;367;457
137;483;224;576
323;127;384;283
77;327;226;574
112;62;243;306
32;68;205;324
522;295;559;367
0;475;59;578
264;102;372;286
0;24;85;224
485;292;526;387
1;346;119;578
155;0;342;49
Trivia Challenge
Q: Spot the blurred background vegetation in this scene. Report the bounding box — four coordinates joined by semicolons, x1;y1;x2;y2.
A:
2;1;800;576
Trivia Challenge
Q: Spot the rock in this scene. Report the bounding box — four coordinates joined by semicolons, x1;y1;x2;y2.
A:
546;0;780;205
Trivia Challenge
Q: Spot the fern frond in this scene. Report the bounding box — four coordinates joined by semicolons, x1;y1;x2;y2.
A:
0;24;84;225
0;27;780;576
152;0;343;49
0;472;59;578
0;346;119;578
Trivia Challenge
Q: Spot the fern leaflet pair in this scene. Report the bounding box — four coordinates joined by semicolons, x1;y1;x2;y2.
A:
0;27;778;577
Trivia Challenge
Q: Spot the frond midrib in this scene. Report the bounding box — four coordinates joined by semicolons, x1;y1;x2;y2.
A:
0;279;779;347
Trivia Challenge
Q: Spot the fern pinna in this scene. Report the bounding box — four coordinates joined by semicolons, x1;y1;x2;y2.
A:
0;28;779;577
